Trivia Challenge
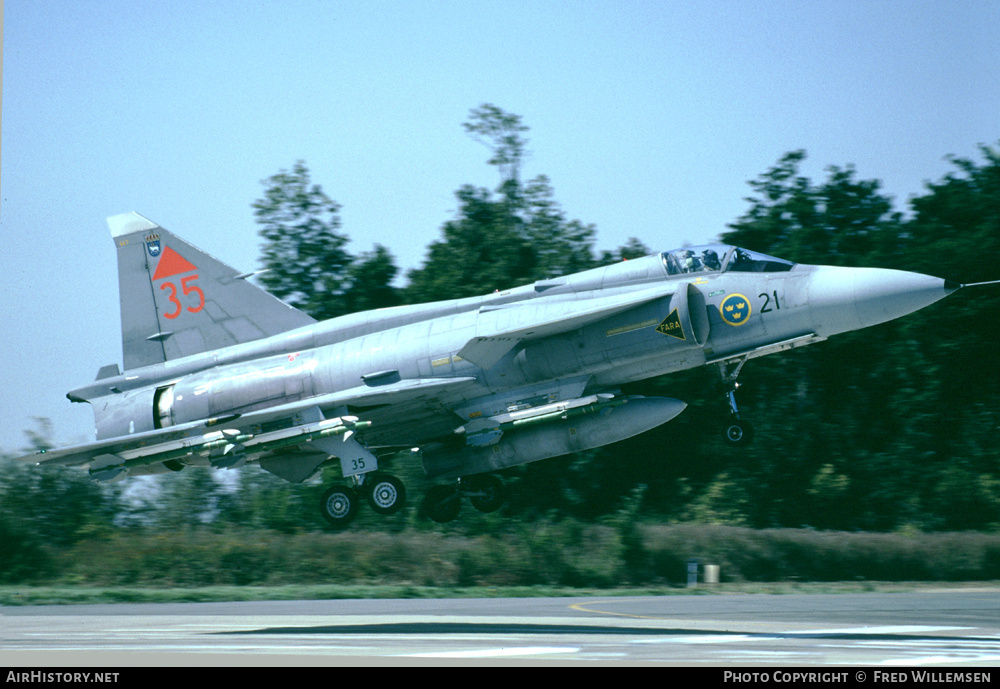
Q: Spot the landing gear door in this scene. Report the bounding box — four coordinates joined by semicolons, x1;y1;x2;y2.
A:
311;435;379;478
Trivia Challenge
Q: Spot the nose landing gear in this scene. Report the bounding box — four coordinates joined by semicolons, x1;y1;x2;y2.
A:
717;358;754;446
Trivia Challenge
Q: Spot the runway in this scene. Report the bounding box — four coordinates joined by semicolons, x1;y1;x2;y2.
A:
4;589;1000;665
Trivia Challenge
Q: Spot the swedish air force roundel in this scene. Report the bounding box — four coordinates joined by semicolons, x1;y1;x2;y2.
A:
720;293;751;326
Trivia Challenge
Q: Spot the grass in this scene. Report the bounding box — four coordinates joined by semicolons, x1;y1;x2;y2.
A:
3;581;997;606
6;523;1000;603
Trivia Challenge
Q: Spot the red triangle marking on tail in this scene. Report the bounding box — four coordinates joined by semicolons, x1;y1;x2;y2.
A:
152;246;198;281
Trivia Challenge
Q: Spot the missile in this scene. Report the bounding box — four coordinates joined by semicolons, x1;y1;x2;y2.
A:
457;393;623;446
240;418;371;454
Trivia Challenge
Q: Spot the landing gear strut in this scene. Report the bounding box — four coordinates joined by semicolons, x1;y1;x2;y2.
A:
421;474;507;523
717;358;754;446
465;474;506;513
421;484;461;523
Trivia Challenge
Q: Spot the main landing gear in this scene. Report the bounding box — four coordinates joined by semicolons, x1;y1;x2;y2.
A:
716;358;754;446
320;471;406;529
319;472;507;527
421;474;506;524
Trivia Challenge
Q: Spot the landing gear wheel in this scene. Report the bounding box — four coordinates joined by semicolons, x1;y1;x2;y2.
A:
422;484;461;523
366;473;406;515
723;419;754;446
465;474;506;513
320;484;359;528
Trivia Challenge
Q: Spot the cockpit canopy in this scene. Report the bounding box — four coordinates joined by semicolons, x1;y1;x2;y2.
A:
661;245;795;276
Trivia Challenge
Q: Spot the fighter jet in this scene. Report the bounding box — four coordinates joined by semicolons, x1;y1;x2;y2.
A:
22;212;982;527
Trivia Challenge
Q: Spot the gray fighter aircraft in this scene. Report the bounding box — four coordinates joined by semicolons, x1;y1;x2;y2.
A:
22;212;979;526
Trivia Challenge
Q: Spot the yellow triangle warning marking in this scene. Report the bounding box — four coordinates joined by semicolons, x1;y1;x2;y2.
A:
655;309;685;340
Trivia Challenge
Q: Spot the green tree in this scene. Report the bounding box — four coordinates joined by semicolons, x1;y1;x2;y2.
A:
520;175;599;277
405;104;599;302
152;468;224;532
688;146;1000;531
708;152;921;529
463;102;530;187
599;237;652;264
213;468;315;533
0;419;121;573
253;161;353;319
342;244;402;313
896;144;1000;530
722;150;903;265
904;144;1000;281
23;417;55;453
404;185;536;301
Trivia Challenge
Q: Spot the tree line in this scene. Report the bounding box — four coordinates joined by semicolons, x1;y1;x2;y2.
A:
251;103;650;319
249;107;1000;533
2;106;998;582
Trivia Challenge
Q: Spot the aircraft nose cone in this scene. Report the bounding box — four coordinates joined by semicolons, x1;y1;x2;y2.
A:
808;266;954;336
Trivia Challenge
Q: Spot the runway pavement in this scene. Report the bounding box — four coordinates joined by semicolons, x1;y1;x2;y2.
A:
3;589;1000;665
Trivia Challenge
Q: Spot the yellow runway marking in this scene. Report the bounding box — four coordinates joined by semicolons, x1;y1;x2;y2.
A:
568;599;667;620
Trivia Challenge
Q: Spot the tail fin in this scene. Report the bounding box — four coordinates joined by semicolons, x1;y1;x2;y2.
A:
109;212;316;370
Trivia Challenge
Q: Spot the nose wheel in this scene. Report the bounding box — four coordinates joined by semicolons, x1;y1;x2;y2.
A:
723;417;754;446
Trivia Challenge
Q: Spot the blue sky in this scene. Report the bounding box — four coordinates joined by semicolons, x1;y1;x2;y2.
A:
2;0;998;451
